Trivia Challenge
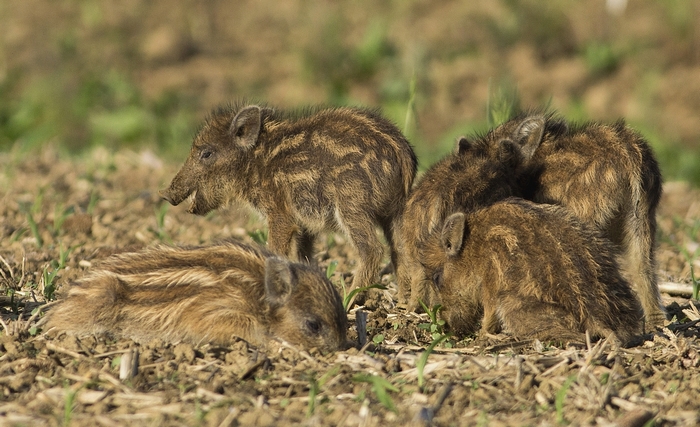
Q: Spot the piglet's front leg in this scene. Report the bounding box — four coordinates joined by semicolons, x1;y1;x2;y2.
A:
266;214;299;261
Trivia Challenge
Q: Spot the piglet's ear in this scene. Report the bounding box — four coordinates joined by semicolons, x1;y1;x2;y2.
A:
441;212;467;257
497;138;520;169
456;136;471;154
230;105;263;149
512;116;545;161
264;257;295;308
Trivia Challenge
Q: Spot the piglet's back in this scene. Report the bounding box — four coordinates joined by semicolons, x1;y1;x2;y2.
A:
468;199;644;344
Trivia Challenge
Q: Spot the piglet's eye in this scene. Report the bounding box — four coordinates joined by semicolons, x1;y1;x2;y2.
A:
200;150;213;160
305;319;323;335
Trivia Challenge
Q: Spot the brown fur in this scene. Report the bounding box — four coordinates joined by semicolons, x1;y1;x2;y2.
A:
161;102;417;293
421;201;644;345
395;134;525;310
489;112;665;326
45;240;348;352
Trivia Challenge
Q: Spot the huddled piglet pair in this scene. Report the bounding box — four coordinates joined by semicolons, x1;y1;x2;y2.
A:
399;113;664;345
48;103;664;350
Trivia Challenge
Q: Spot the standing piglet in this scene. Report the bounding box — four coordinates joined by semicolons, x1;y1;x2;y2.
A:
491;113;665;326
421;202;644;346
396;134;526;310
45;240;348;353
161;103;417;293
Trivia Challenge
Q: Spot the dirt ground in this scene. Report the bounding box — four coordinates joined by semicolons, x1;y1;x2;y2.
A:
1;146;700;426
2;1;700;426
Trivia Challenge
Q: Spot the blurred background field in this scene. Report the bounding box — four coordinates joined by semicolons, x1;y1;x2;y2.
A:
1;0;699;183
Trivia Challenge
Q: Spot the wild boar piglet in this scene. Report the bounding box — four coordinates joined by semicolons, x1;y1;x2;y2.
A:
421;200;644;346
161;102;417;294
46;240;348;353
396;133;527;310
489;112;665;326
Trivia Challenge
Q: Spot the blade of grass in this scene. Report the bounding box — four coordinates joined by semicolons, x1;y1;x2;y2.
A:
555;375;576;424
248;229;268;245
23;207;43;248
326;260;338;279
87;190;100;215
52;204;75;236
417;334;451;389
307;366;340;417
42;266;58;301
343;283;386;311
403;72;417;137
352;374;399;413
63;385;78;426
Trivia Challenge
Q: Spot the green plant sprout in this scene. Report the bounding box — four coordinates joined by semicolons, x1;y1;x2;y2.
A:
51;204;75;236
10;226;28;243
87;190;100;215
486;79;520;128
248;229;268;245
584;41;620;77
307;375;320;418
111;356;122;370
53;243;74;271
327;261;387;310
32;187;45;216
5;288;19;315
326;260;338;279
194;397;206;423
63;386;77;427
41;244;75;301
417;333;451;390
42;266;58;301
20;203;43;248
307;366;340;417
417;300;449;341
341;278;386;312
352;373;399;413
325;234;337;250
403;72;417;137
149;202;171;242
28;306;43;336
555;375;576;425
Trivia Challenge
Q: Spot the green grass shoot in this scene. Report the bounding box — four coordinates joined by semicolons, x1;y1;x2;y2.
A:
486;78;520;128
51;204;74;236
87;190;100;215
326;260;338;279
54;244;74;271
417;334;451;390
352;373;399;413
42;266;58;301
248;228;268;245
342;282;386;312
21;204;43;248
403;72;417;137
307;366;340;417
307;375;320;418
150;202;171;242
63;385;78;426
418;301;448;340
372;334;385;345
555;375;576;424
